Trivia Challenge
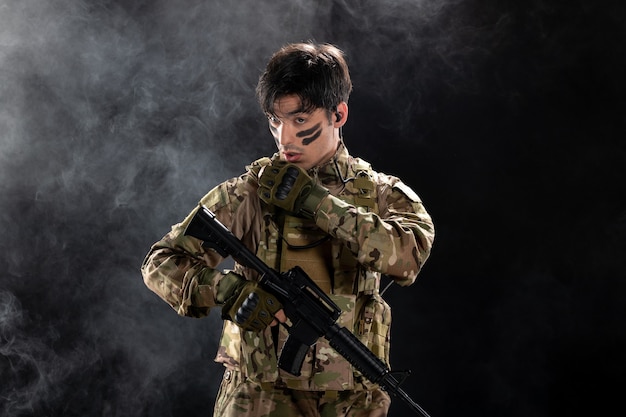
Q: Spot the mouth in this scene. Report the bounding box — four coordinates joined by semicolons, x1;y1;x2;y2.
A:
283;151;302;163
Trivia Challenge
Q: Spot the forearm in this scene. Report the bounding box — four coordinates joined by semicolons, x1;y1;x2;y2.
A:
141;224;224;317
314;194;434;284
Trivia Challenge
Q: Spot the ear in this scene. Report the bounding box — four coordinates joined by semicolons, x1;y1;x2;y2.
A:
333;101;348;128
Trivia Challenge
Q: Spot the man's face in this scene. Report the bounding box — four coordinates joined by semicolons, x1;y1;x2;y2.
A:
267;95;347;171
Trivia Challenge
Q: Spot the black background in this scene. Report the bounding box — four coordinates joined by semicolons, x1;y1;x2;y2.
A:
1;1;625;416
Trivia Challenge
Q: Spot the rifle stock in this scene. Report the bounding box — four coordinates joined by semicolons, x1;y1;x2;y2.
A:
184;205;432;417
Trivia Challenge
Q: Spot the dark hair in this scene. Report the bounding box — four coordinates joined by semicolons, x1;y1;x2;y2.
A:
256;42;353;117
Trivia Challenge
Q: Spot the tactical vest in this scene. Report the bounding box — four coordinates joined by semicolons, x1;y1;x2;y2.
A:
236;155;392;392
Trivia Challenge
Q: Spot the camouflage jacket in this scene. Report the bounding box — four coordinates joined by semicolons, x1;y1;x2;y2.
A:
141;143;434;391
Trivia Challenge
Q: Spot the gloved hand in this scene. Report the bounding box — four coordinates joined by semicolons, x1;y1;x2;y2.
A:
217;272;283;332
257;160;329;218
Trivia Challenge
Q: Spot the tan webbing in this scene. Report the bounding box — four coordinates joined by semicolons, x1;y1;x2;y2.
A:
280;215;333;293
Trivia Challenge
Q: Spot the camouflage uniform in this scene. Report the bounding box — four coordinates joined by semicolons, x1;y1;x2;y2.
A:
141;143;434;416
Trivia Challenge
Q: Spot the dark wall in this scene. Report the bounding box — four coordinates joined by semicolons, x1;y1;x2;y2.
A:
1;1;624;416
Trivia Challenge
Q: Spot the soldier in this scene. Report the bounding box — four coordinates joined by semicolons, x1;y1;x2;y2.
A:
141;41;435;417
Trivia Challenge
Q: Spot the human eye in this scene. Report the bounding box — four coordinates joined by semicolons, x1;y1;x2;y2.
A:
295;116;307;124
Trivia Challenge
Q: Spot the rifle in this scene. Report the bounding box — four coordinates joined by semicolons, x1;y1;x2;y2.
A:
184;205;431;417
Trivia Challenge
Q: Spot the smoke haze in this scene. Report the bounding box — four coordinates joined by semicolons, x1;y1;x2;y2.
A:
1;0;624;416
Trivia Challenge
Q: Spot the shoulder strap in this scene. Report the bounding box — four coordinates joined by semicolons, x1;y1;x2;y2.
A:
346;160;378;212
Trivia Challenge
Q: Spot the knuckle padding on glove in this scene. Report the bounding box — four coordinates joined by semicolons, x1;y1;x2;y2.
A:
235;292;259;324
227;282;282;332
257;160;328;218
276;167;298;200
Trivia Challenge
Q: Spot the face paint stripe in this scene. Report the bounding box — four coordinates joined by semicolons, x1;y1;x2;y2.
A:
297;122;322;146
301;128;322;146
296;122;321;138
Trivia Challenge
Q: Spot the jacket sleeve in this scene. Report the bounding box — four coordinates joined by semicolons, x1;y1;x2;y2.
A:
141;164;267;318
314;176;434;286
140;207;228;318
140;176;248;318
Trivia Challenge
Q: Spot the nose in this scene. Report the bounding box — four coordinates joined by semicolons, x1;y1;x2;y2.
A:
273;123;296;147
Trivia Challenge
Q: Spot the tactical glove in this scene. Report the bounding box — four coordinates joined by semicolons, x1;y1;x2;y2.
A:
257;160;329;218
217;272;282;332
